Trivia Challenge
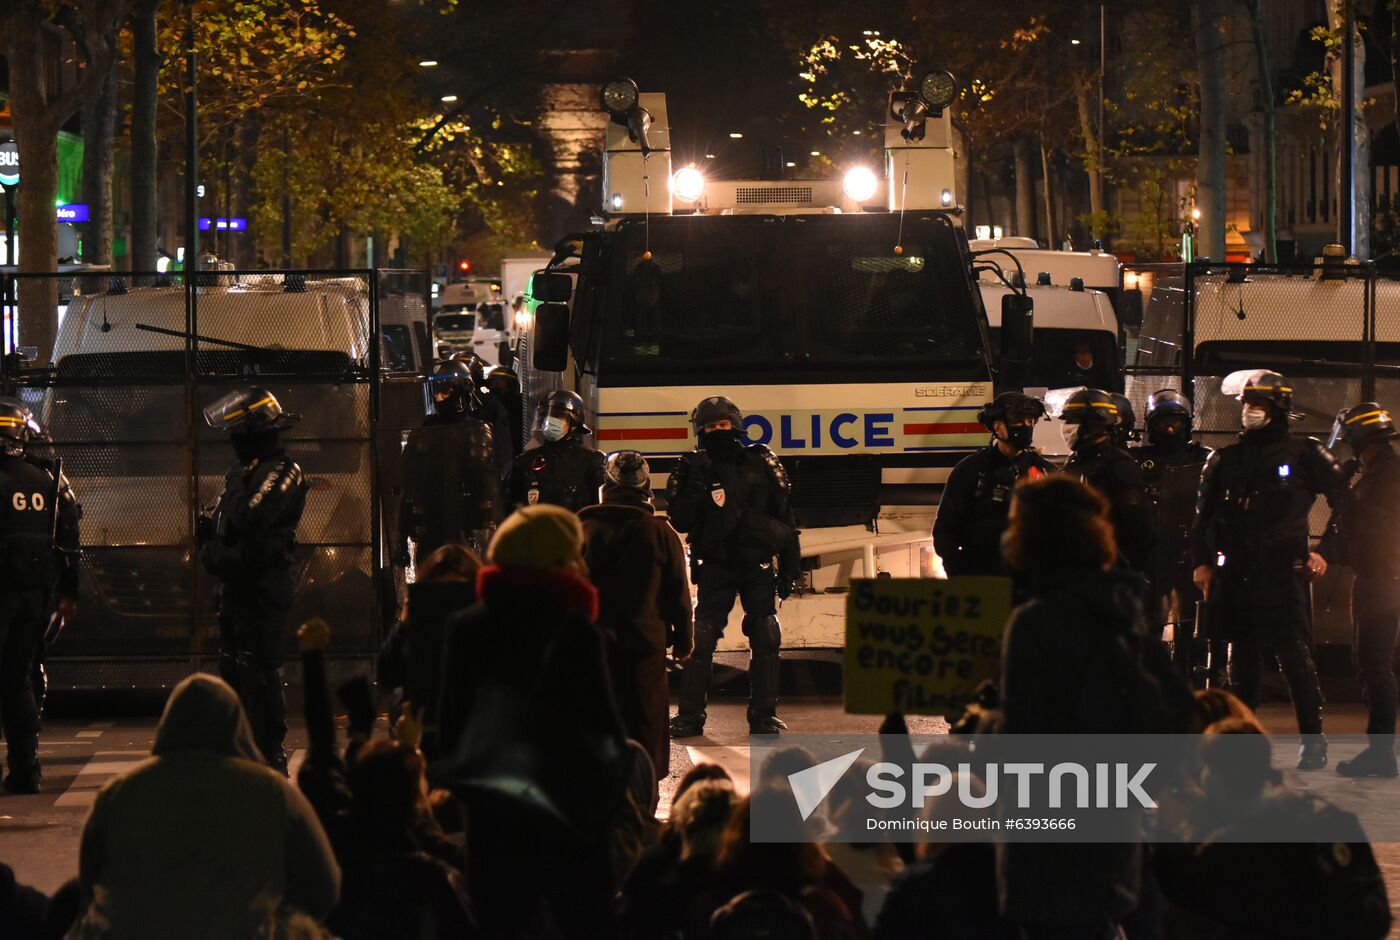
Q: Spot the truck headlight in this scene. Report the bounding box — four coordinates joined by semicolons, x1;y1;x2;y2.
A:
672;166;705;204
842;166;878;202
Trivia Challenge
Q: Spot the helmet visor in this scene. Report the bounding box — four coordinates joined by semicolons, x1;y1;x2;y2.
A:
202;389;290;430
1221;369;1271;401
1042;386;1086;420
1327;409;1348;450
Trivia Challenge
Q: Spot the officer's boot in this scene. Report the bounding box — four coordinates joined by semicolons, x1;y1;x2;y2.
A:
746;615;786;735
1338;736;1399;778
672;620;720;738
1279;639;1326;769
243;664;290;775
0;669;42;794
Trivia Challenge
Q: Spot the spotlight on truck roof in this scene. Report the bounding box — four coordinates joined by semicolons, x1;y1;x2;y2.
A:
672;166;706;204
600;78;640;117
918;69;958;112
842;166;879;203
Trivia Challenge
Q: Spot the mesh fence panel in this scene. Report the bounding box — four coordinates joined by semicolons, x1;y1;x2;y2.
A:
2;271;383;674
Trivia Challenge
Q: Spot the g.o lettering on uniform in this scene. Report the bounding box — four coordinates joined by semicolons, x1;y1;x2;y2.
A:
12;492;46;511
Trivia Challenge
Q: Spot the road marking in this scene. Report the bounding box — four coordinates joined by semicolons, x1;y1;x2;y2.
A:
55;752;149;809
76;731;102;739
88;722;116;729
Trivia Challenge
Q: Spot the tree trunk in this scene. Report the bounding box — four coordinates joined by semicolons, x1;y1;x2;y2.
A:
80;66;117;267
1040;139;1056;247
1245;0;1277;263
952;123;972;221
1014;136;1036;239
1329;0;1371;258
1193;0;1227;262
129;0;161;275
1075;79;1104;228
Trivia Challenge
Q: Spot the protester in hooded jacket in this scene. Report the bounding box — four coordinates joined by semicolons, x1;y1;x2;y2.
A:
580;451;694;778
438;505;635;939
995;475;1195;939
67;674;339;940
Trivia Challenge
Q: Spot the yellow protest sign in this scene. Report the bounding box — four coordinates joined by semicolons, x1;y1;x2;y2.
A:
844;576;1012;717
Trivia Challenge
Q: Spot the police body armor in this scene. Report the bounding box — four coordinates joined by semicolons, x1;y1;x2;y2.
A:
666;443;798;569
940;447;1050;576
400;417;500;557
1134;441;1212;588
0;454;76;589
510;436;606;513
1198;432;1334;580
200;455;307;588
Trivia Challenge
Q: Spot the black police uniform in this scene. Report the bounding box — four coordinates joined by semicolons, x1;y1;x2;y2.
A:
1064;437;1157;573
476;394;516;482
1329;418;1400;744
199;440;307;773
401;410;502;558
0;450;80;791
667;435;799;733
934;445;1053;577
1132;438;1213;646
509;436;606;512
1191;419;1344;732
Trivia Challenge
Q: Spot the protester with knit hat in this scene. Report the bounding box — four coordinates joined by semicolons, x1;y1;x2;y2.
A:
581;451;694;778
437;503;633;938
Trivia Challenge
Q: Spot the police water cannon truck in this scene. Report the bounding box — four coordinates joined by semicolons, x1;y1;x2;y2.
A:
519;72;1038;648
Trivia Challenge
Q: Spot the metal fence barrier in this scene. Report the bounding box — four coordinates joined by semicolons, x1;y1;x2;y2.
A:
0;268;431;689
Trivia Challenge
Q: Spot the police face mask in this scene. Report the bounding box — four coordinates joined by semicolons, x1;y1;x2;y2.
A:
231;428;278;464
1060;422;1086;451
1149;416;1188;449
542;416;569;442
1241;404;1271;431
700;427;746;460
1000;423;1034;451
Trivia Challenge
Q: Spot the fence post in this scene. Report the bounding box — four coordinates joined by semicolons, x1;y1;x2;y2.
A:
1364;263;1377;402
1183;260;1197;402
369;270;383;645
185;266;202;670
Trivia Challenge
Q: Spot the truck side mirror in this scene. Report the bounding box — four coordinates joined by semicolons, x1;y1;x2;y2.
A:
1000;293;1034;364
533;303;570;372
1120;288;1144;328
530;272;573;304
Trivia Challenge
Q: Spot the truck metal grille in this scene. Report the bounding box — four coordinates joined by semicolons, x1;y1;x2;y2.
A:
789;457;880;528
736;186;814;205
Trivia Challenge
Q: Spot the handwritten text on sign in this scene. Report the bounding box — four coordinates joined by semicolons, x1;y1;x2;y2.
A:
844;577;1012;717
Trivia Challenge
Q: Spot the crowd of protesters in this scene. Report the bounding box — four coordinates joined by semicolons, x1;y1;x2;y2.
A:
0;462;1395;937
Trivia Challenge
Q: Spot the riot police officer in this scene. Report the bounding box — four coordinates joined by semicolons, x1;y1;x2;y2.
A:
1192;370;1345;769
199;388;308;774
400;359;502;559
0;399;80;793
1058;387;1156;573
1132;390;1214;671
509;390;606;512
451;353;514;481
1326;403;1400;776
666;396;800;736
1109;392;1137;450
933;391;1053;577
485;365;524;457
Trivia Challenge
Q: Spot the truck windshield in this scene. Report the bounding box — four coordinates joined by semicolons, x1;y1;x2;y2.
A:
600;214;988;381
435;314;474;331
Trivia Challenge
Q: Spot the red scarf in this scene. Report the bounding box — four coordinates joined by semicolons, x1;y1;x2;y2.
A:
476;564;600;622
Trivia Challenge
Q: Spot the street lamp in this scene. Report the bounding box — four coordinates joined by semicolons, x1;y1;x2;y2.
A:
440;95;458;103
419;60;438;67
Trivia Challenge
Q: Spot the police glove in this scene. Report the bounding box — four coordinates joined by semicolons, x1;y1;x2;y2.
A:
196;512;216;546
392;546;412;568
777;577;796;601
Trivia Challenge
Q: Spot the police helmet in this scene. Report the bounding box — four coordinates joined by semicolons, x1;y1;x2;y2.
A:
543;389;591;435
1222;369;1292;412
976;391;1046;430
428;359;477;393
1329;402;1399;450
486;365;519;392
1110;393;1136;432
1146;389;1193;423
450;351;488;389
1057;388;1121;428
202;387;298;432
691;396;744;433
0;397;43;449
